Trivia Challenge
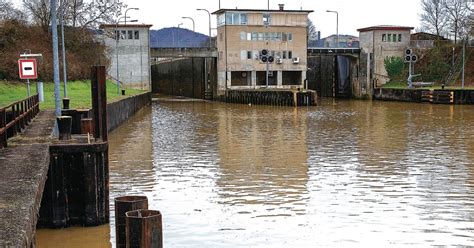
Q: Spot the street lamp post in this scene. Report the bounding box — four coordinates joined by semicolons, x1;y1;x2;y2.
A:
182;17;195;32
60;0;68;98
326;10;339;48
115;17;137;94
178;23;183;47
124;7;139;25
197;9;212;48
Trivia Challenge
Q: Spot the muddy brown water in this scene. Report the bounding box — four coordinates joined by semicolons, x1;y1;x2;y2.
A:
37;99;474;247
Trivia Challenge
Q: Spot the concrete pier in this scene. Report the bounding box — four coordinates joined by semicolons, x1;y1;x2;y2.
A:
0;110;55;247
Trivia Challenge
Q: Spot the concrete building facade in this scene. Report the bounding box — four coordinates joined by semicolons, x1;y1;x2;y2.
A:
212;6;312;96
99;24;152;90
357;25;413;87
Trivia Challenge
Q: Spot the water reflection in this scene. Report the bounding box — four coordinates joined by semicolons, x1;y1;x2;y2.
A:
36;99;474;247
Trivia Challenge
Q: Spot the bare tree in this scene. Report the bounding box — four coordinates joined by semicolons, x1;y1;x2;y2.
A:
65;0;125;28
419;0;448;39
22;0;52;31
22;0;125;30
0;0;26;21
443;0;470;44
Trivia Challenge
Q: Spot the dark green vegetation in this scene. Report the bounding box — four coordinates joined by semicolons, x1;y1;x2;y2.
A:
383;45;473;88
0;20;108;82
0;80;145;109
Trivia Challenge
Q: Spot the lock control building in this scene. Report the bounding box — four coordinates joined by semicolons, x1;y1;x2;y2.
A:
213;5;313;96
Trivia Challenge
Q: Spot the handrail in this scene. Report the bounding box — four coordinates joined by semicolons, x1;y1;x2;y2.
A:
0;94;40;148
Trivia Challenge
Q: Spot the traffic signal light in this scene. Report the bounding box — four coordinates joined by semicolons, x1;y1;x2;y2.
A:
260;49;273;63
404;48;417;62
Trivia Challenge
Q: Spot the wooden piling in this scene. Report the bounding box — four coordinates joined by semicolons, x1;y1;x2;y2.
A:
226;89;316;106
57;116;72;141
115;196;149;248
91;66;108;141
39;143;109;228
81;118;94;135
126;209;163;248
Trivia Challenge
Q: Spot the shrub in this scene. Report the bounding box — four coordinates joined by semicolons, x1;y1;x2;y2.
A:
384;56;405;82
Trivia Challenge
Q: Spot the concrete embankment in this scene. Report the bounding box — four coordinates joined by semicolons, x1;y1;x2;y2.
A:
0;110;55;248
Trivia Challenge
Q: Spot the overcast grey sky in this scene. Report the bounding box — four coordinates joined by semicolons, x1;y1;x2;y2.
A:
12;0;422;37
119;0;422;37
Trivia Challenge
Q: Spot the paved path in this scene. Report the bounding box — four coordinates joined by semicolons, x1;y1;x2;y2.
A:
0;110;55;248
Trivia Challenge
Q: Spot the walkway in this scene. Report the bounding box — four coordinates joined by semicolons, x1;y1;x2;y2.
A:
0;110;55;247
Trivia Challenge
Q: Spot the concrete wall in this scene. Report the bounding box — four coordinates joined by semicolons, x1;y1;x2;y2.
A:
107;92;152;132
359;29;411;87
103;26;151;90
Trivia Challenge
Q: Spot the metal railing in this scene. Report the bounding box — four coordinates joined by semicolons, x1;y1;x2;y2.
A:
0;94;40;148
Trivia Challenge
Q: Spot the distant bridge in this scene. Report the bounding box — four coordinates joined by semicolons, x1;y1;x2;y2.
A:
150;47;361;59
151;47;217;58
307;47;361;57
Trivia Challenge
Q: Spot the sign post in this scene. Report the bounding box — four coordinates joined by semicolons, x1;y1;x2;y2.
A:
18;58;38;96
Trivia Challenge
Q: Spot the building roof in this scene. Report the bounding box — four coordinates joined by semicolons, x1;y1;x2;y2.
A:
411;32;448;40
357;25;414;32
212;9;313;15
323;34;359;40
99;24;153;29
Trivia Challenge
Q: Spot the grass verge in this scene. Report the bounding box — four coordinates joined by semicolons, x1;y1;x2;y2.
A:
0;80;146;109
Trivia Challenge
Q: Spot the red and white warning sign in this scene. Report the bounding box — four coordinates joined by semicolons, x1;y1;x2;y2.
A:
18;59;38;80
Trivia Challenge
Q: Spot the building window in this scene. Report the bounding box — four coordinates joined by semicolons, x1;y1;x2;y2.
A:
398;34;402;42
128;30;133;39
240;32;247;40
382;34;386;42
251;32;258;41
264;32;271;41
241;14;248;25
258;32;264;41
283;51;287;59
276;32;282;41
134;30;139;40
263;13;271;25
241;50;247;60
288;33;293;41
247;33;251;41
224;12;248;25
288;51;293;59
247;51;252;59
282;32;287;41
387;34;392;42
276;51;281;58
392;34;397;42
120;30;126;39
218;14;225;27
